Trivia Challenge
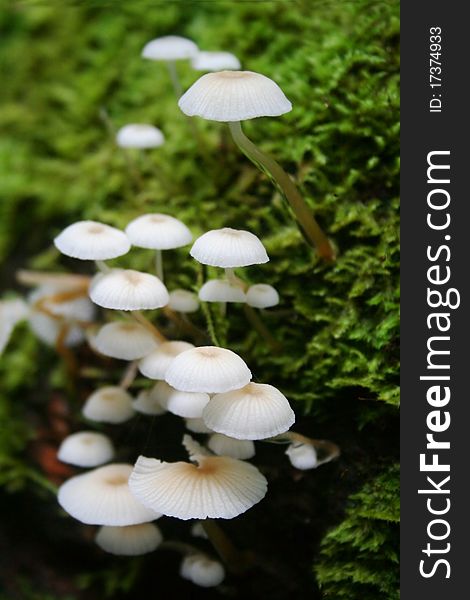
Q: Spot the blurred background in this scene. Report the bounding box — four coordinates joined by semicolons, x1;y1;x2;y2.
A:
0;1;399;599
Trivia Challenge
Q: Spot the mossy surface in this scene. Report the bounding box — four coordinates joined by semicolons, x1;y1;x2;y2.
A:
0;1;399;598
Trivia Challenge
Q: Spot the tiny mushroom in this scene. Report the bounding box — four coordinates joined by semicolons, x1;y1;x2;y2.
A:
129;435;267;520
191;51;241;72
132;389;167;416
178;71;334;261
168;289;199;314
285;442;318;470
190;227;268;268
246;283;280;309
94;321;159;361
207;433;255;460
165;346;252;393
82;386;135;424
54;221;130;261
58;463;160;525
180;554;225;588
138;340;195;380
95;523;163;556
198;279;246;303
89;269;169;311
153;381;210;419
58;431;115;468
202;382;295;440
116;124;164;149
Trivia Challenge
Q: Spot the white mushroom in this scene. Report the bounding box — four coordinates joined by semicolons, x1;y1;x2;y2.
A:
54;221;130;261
82;386;135;424
58;431;115;468
178;70;291;122
285;442;318;470
153;381;210;419
142;35;198;61
184;418;213;434
58;463;160;525
89;269;169;311
198;279;246;303
129;436;267;520
0;298;29;355
95;523;163;556
132;388;166;416
116;124;164;149
191;51;241;72
165;346;251;393
125;213;192;250
168;289;199;314
180;554;225;587
202;382;295;440
190;228;268;268
94;321;158;360
138;340;195;380
207;433;255;460
246;284;280;309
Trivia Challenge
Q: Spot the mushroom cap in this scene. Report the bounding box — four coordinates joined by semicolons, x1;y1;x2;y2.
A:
28;312;86;347
178;70;292;122
168;289;199;313
129;453;267;520
95;523;163;556
125;213;192;250
58;463;160;525
285;442;318;470
185;418;213;434
132;389;167;416
207;433;255;460
89;269;169;311
199;279;246;303
138;340;195;380
54;221;130;261
165;346;252;393
58;431;115;468
191;51;241;72
203;382;295;440
94;321;158;360
116;124;164;149
0;298;29;355
154;381;210;418
29;284;95;321
82;386;135;424
180;555;225;587
142;35;198;61
190;228;268;268
246;284;280;309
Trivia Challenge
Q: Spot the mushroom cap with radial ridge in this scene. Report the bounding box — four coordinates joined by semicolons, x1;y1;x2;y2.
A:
178;70;292;122
285;442;318;470
190;228;268;268
191;51;241;72
129;435;267;520
95;523;163;556
180;555;225;588
165;346;251;394
207;433;255;460
54;221;130;261
132;388;167;416
125;213;192;250
168;289;199;313
246;284;280;309
202;382;295;440
116;124;164;149
142;35;198;61
58;463;160;525
138;340;195;380
94;321;158;361
89;269;169;311
199;279;246;303
82;386;135;424
58;431;115;468
153;381;210;419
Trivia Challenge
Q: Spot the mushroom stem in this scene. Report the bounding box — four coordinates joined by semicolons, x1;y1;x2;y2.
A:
166;60;183;98
119;360;139;390
228;121;335;262
131;311;167;343
155;249;164;282
269;431;340;466
243;305;281;353
201;519;253;574
95;260;110;274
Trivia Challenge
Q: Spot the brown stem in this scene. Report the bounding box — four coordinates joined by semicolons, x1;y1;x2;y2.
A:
131;311;167;343
201;520;253;574
119;360;139;390
270;431;340;465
